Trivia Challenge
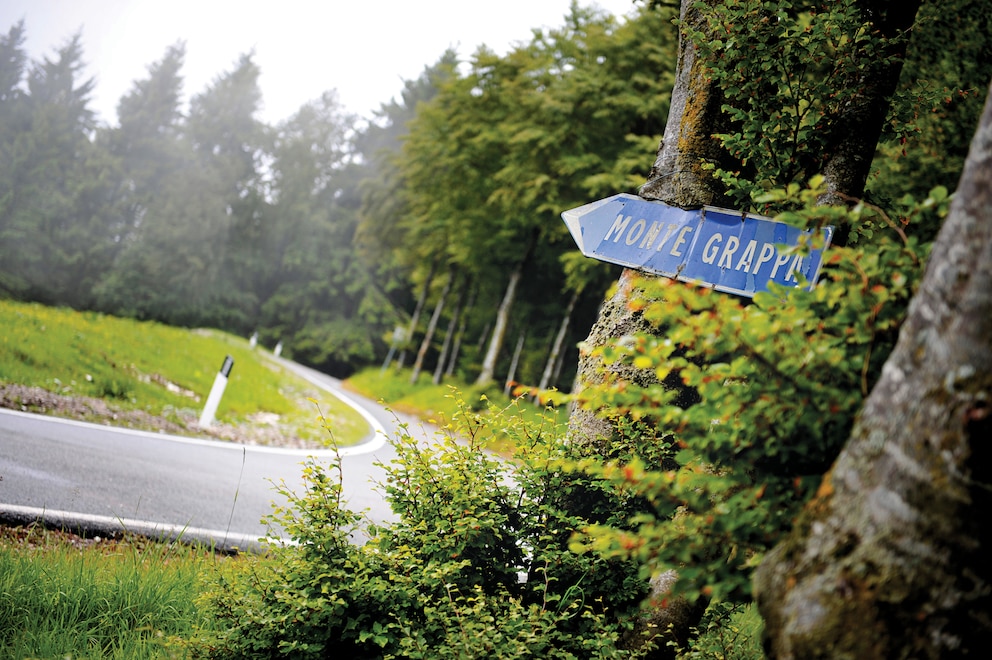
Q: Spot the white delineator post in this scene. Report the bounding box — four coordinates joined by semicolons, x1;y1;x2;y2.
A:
199;355;234;428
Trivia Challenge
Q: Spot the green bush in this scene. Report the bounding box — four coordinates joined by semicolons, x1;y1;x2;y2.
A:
569;179;943;604
675;602;765;660
191;395;660;658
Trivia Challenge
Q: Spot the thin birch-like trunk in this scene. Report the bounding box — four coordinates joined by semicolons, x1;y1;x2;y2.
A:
444;282;475;379
433;274;468;385
396;257;438;370
535;289;578;398
410;264;454;383
503;330;526;396
475;231;536;387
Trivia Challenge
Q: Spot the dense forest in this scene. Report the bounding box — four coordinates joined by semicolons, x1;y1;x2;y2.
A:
1;1;987;391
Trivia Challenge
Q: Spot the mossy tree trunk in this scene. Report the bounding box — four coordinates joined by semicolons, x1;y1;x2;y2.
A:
568;0;734;450
754;78;992;660
566;0;921;655
565;1;737;654
816;0;923;212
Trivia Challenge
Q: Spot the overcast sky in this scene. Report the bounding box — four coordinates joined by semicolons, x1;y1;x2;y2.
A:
2;0;638;127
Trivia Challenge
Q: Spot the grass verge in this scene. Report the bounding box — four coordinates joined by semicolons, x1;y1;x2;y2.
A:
345;366;566;455
0;524;223;659
0;300;367;447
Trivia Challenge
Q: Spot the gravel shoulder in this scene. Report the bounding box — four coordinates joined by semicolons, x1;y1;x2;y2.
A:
0;383;325;449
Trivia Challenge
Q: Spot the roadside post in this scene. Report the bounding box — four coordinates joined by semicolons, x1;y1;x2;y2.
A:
561;194;833;298
198;355;234;428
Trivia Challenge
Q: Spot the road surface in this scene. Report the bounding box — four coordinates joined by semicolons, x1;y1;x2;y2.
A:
0;365;429;551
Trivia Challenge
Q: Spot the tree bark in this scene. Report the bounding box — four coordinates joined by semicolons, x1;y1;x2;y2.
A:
475;267;522;386
818;0;921;213
566;1;922;655
568;0;734;449
503;330;526;396
395;257;438;370
755;79;992;659
445;283;476;379
432;273;468;385
535;289;579;399
410;263;454;383
565;2;735;654
475;230;538;387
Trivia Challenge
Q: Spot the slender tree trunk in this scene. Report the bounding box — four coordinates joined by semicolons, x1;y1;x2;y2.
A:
535;289;578;400
475;231;537;387
380;325;403;373
433;274;468;385
446;283;476;379
503;330;526;396
475;322;490;353
475;267;521;386
551;336;567;386
411;263;454;384
755;78;992;659
396;257;438;370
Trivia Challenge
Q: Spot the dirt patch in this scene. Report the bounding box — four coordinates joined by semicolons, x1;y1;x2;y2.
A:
0;522;230;556
1;383;188;433
0;521;136;552
0;383;325;449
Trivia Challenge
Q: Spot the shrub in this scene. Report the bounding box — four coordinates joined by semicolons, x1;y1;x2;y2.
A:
191;395;660;658
569;179;943;604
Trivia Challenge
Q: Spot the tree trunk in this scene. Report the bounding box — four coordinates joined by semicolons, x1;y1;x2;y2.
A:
396;257;438;370
566;1;920;655
410;263;454;384
445;283;476;379
433;273;468;385
568;0;734;448
565;2;735;653
474;267;522;386
550;335;566;387
535;289;578;400
503;330;526;396
754;78;992;660
817;0;922;226
475;231;538;387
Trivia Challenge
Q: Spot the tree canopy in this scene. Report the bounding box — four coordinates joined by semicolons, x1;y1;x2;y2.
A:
0;3;680;385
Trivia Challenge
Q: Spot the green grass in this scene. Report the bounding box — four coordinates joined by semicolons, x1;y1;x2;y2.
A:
0;299;368;447
0;525;221;659
1;303;763;658
346;366;566;455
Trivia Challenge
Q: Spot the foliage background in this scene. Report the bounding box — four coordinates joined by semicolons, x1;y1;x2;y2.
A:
2;1;986;392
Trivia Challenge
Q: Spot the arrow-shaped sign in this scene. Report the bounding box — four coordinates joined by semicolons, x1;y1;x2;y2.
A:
561;194;832;298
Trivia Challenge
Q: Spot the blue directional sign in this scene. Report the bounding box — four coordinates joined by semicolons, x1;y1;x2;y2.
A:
561;194;833;298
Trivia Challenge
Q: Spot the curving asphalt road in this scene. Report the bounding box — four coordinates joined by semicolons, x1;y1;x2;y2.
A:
0;363;431;551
